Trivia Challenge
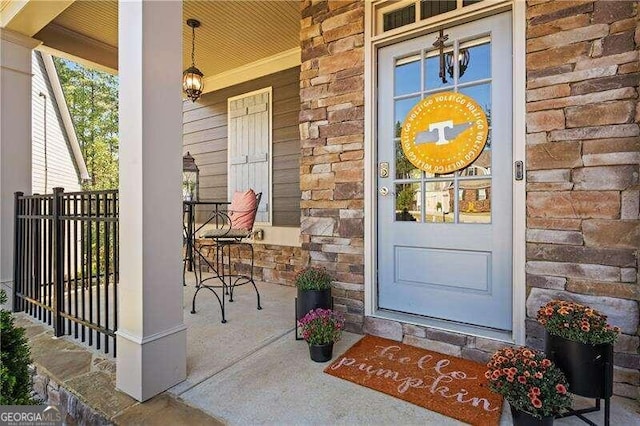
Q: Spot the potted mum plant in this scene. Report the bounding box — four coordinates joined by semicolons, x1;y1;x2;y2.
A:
486;346;571;425
295;266;333;339
298;308;344;362
537;300;619;400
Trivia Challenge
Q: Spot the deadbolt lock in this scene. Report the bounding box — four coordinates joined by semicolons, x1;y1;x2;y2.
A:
379;162;389;178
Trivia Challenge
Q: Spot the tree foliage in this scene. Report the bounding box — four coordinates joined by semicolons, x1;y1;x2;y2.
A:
0;290;34;405
53;58;119;190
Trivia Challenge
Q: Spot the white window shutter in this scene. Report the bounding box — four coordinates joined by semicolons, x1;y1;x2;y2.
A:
228;89;271;223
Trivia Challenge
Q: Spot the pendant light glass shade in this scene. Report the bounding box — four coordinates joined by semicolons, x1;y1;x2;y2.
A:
183;19;204;102
183;66;204;102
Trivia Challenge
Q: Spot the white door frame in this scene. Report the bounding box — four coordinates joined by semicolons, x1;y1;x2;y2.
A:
363;0;526;344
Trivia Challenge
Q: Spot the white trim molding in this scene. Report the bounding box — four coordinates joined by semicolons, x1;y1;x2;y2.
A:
0;27;41;50
196;224;301;248
511;0;527;346
202;47;301;94
249;225;301;247
34;23;118;73
41;52;91;182
364;0;376;317
0;28;41;76
116;324;188;346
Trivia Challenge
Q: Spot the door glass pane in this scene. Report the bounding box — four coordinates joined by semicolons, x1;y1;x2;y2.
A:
459;83;491;115
395;183;421;222
421;0;456;20
394;97;422;179
458;42;490;83
395;57;421;96
424;181;453;223
458;179;491;223
395;140;421;179
384;4;416;32
425;53;453;91
395;96;420;126
459;133;492;176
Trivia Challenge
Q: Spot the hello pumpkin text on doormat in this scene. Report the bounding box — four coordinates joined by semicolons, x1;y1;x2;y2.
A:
324;335;502;426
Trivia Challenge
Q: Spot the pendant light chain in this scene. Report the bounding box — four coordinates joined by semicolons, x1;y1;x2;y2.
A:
191;24;196;67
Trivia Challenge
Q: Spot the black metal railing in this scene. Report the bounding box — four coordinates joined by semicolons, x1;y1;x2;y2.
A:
13;188;119;356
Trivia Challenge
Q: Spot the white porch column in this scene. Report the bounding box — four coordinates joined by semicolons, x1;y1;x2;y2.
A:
0;30;40;307
116;0;186;401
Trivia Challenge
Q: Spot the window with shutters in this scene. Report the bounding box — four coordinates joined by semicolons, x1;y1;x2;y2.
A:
227;87;272;224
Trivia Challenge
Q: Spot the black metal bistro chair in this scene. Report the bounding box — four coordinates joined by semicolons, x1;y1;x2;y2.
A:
190;190;262;323
182;200;229;287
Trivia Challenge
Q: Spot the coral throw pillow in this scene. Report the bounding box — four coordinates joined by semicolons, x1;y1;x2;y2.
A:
229;189;258;230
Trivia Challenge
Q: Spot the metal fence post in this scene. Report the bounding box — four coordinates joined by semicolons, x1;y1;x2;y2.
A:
52;187;64;336
12;191;24;312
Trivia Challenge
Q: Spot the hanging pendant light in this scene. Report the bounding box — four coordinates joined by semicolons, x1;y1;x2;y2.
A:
183;18;204;102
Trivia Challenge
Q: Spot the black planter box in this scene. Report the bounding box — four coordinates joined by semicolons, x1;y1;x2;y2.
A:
544;331;613;399
295;288;332;340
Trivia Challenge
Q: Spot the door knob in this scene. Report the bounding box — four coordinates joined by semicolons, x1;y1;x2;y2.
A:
379;187;389;196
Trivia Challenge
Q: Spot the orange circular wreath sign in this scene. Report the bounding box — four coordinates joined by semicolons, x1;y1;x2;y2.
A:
400;91;489;174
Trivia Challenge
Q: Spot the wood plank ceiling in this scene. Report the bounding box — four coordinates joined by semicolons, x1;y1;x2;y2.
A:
0;0;13;13
45;0;300;76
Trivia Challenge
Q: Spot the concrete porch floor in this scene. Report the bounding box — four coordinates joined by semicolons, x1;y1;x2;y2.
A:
17;274;640;425
173;275;640;425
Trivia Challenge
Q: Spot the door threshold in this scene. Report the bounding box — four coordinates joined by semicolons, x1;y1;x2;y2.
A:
373;309;514;344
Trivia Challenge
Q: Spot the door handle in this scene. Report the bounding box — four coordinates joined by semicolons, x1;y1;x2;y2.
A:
379;187;389;196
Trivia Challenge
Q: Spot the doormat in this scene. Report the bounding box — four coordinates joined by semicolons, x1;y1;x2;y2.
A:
324;335;502;426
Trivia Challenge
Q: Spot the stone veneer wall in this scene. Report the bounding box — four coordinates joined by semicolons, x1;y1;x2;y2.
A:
299;0;639;400
32;365;112;425
523;0;639;400
299;0;366;333
196;241;309;286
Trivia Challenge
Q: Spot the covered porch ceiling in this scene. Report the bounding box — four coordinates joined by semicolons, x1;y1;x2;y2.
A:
1;0;300;89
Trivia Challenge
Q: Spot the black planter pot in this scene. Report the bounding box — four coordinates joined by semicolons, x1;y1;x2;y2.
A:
510;406;554;426
296;288;332;321
544;331;613;399
309;342;334;362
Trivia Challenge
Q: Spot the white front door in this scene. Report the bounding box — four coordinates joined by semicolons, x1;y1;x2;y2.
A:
377;12;513;331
